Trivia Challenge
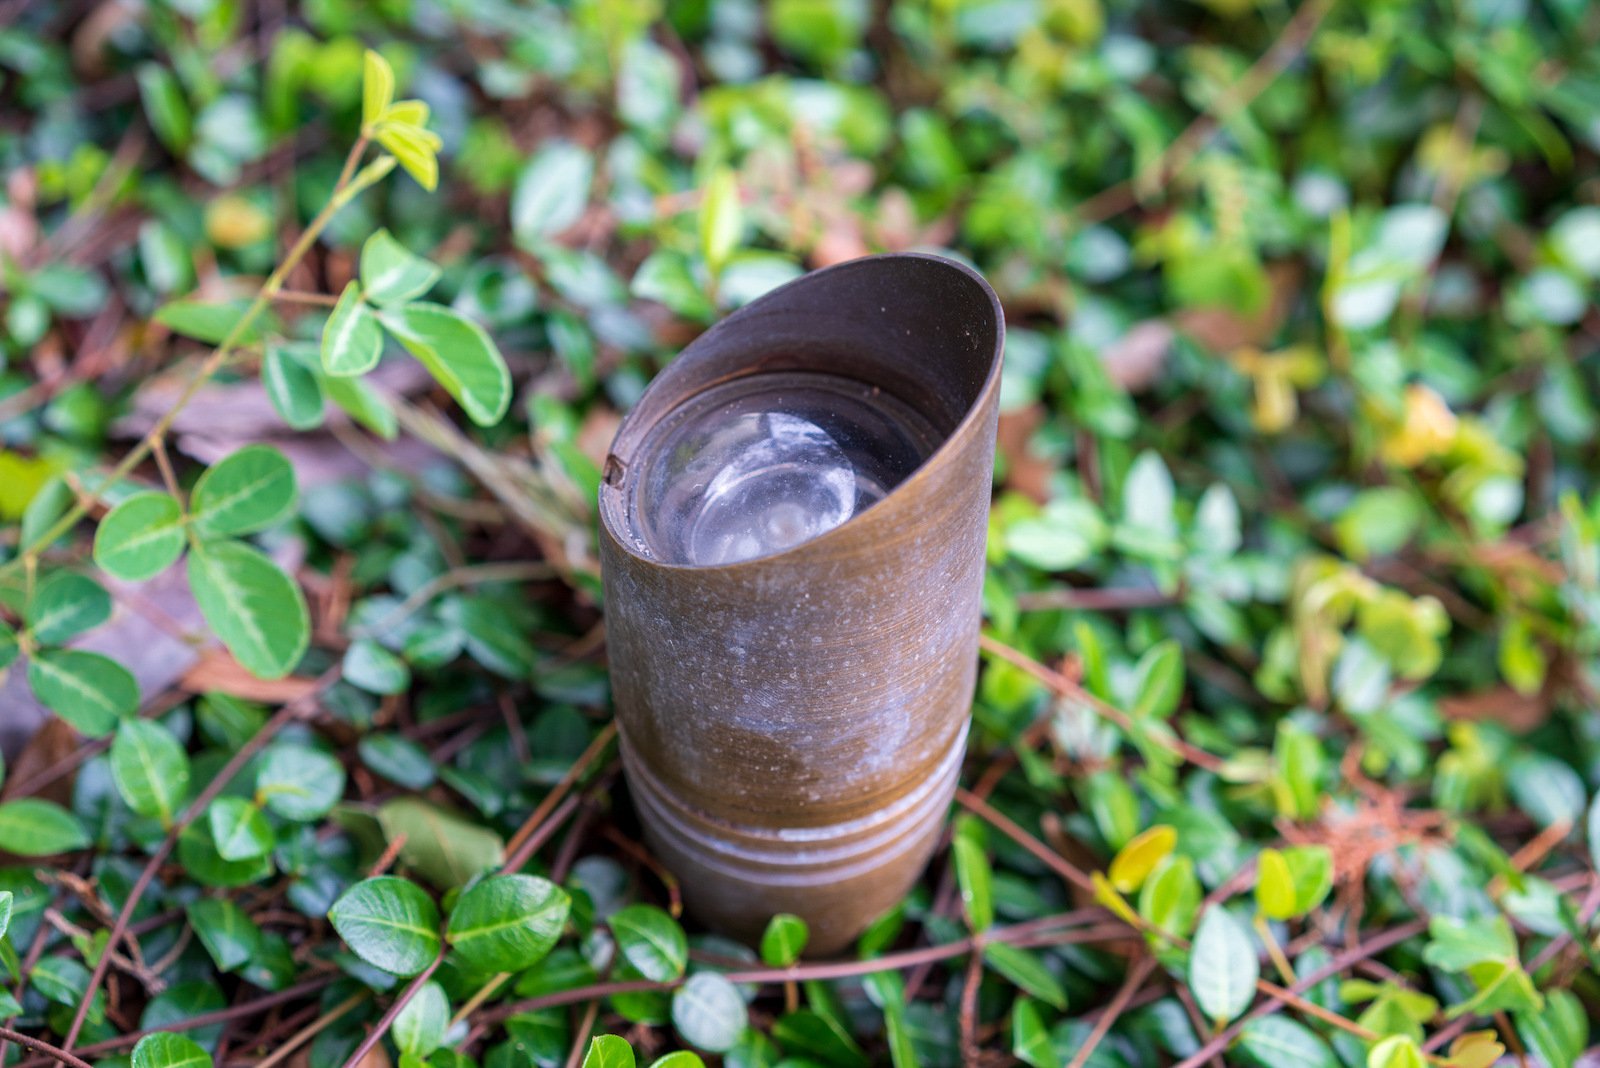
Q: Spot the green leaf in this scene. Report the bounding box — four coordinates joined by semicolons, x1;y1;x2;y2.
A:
136;63;192;153
28;649;139;735
760;913;809;967
344;639;411;695
512;141;593;242
982;943;1068;1010
581;1035;636;1068
0;799;89;855
361;230;441;306
188;897;262;972
323;370;398;439
1334;487;1422;561
257;743;346;821
1188;906;1258;1024
699;167;743;275
207;797;273;861
1516;989;1586;1068
177;820;274;888
375;121;441;191
191;444;298;537
376;797;504;890
27;571;111;644
646;1056;705;1068
362;50;395;127
31;956;89;1005
380;302;511;427
187;539;309;680
94;492;186;581
672;971;747;1053
771;1009;868;1068
1255;848;1296;920
0;891;12;942
262;344;325;431
328;876;442;977
952;829;994;931
1012;997;1060;1068
1236;1016;1338;1068
1590;790;1600;874
154;300;276;346
132;1031;213;1068
393;979;450;1058
1282;846;1334;916
321;280;384;377
110;719;190;825
1130;640;1184;719
359;732;434;788
1137;854;1200;939
446;874;571;972
1366;1035;1425;1068
0;620;16;672
609;904;688;983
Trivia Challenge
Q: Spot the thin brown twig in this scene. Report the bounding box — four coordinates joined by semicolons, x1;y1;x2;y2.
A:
1171;920;1429;1068
13;976;339;1068
0;1027;94;1068
339;949;445;1068
978;633;1225;771
956;787;1096;893
62;668;339;1050
1066;954;1157;1068
256;991;367;1068
1071;0;1339;226
501;721;617;868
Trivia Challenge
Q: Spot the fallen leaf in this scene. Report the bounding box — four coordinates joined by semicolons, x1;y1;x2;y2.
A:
180;650;320;704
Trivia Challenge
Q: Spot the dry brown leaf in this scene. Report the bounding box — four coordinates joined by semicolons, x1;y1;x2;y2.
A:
1437;685;1551;733
997;405;1052;504
1102;320;1173;392
180;650;320;704
1173;261;1299;352
3;718;80;805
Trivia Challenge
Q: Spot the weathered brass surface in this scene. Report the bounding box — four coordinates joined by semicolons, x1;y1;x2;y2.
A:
599;253;1004;954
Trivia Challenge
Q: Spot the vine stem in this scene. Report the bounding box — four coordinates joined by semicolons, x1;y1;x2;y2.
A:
4;136;380;581
978;632;1226;771
0;1027;94;1068
61;667;341;1050
340;950;444;1068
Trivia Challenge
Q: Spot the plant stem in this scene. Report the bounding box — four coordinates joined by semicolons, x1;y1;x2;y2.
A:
5;137;380;581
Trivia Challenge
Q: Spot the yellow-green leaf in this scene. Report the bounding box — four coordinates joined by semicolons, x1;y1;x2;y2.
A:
362;50;394;128
1255;848;1297;920
1108;824;1176;893
376;123;439;192
1092;871;1143;928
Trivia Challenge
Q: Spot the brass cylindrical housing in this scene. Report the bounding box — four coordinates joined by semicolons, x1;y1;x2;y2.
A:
598;253;1003;954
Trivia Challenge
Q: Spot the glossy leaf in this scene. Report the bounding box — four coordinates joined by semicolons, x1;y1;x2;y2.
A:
187;539;309;679
190;445;298;537
328;875;442;977
110;719;190;824
28;649;138;735
446;874;571;972
257;743;346;821
0;799;89;855
94;492;185;581
380;302;511;427
321;280;384;377
1188;906;1258;1024
609;904;688;983
361;229;441;306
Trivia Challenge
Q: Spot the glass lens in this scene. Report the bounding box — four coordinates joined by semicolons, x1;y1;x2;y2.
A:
629;372;942;566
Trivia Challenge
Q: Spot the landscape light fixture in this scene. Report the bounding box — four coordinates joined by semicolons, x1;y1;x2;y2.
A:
599;253;1004;954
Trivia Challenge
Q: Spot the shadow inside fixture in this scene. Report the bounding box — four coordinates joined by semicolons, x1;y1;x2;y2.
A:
598;253;1004;955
